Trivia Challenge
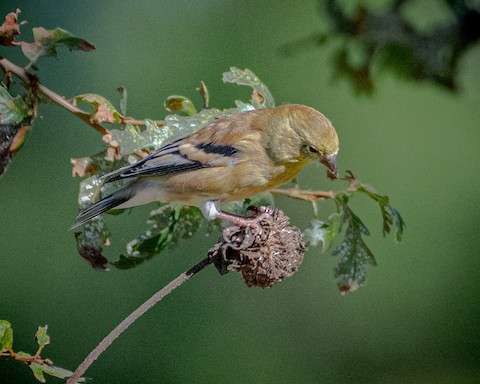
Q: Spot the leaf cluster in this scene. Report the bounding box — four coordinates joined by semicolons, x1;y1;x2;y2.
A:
281;0;480;94
0;9;95;174
0;320;86;383
303;172;404;293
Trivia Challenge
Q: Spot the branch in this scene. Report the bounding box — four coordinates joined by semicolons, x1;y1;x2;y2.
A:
0;57;108;135
0;57;166;134
270;187;336;201
4;351;53;366
270;187;337;216
66;255;214;383
270;173;361;203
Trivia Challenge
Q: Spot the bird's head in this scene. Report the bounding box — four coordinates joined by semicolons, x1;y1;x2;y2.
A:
286;104;339;179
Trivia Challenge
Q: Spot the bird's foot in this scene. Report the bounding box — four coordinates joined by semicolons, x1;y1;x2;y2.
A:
201;201;272;234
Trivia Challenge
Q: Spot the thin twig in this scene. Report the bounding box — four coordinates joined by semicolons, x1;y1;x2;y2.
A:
270;173;359;206
270;187;336;200
66;256;214;383
270;187;337;216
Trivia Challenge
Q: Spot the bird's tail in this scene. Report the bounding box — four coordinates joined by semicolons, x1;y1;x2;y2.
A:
71;182;135;229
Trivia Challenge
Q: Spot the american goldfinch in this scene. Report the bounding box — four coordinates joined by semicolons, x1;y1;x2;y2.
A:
73;104;339;228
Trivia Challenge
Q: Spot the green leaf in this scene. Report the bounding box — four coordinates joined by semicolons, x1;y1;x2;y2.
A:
73;94;121;124
74;217;109;270
222;67;275;108
0;320;11;338
39;364;80;380
35;325;50;353
0;86;29;125
20;27;95;67
389;206;405;243
110;120;173;156
29;362;46;383
113;204;203;269
77;176;104;208
164;95;198;116
0;320;13;351
164;107;231;134
30;363;88;383
356;183;405;242
332;199;376;294
0;9;23;46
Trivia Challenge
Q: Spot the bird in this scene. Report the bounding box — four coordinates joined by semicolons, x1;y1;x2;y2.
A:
72;104;339;228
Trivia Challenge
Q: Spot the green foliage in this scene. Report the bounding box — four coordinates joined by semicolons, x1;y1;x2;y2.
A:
281;0;480;93
73;94;122;124
222;66;275;108
0;86;32;175
0;320;86;383
0;319;13;351
303;174;404;292
113;205;203;269
75;216;110;270
0;10;94;175
34;325;50;355
164;95;198;116
0;86;29;125
332;195;376;293
0;10;94;67
356;182;405;242
110;120;172;156
21;27;95;69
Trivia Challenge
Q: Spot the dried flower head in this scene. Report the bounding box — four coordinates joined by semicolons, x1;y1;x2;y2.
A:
209;206;305;288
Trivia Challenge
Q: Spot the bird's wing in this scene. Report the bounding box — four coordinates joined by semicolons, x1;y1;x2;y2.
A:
101;109;264;183
103;135;240;183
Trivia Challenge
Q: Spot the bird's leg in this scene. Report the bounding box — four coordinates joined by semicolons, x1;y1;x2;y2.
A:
201;200;271;229
201;200;223;221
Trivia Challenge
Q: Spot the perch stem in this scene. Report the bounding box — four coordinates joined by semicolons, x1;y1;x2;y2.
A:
66;256;214;383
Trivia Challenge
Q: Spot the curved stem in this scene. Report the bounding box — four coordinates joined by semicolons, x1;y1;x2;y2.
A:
66;256;214;383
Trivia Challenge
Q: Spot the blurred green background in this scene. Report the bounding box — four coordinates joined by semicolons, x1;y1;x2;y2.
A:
1;0;479;383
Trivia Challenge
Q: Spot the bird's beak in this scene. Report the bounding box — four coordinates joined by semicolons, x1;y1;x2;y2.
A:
320;154;338;180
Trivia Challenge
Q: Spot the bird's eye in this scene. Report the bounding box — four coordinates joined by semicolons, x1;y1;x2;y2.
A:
308;146;319;154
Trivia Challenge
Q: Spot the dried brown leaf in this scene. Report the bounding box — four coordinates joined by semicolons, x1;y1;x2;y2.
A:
0;9;25;46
